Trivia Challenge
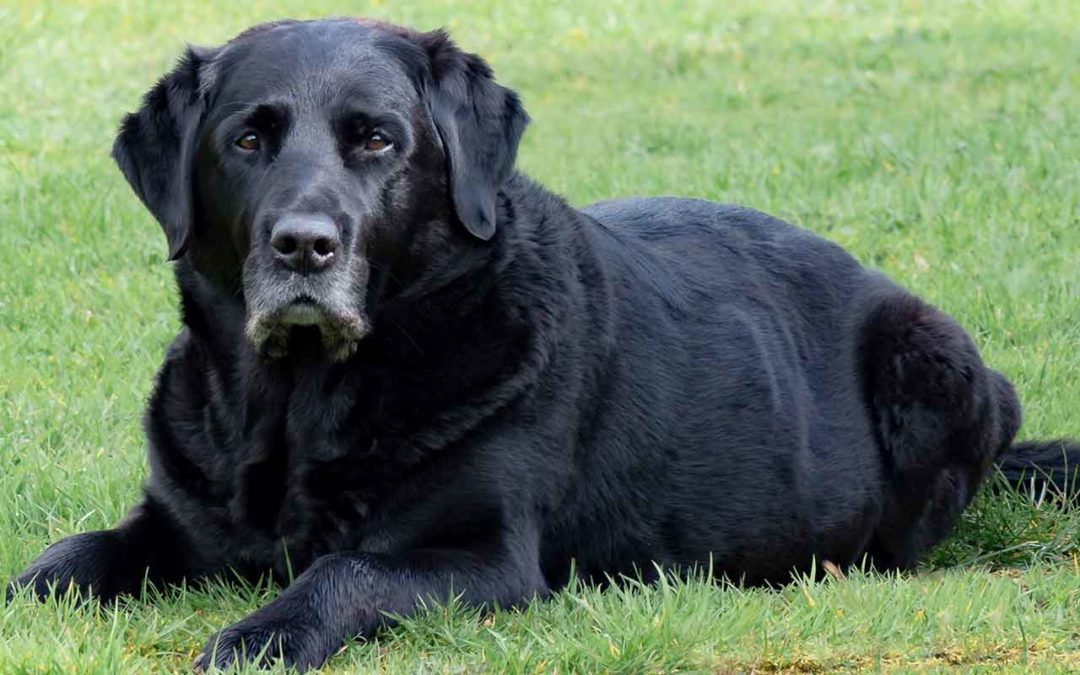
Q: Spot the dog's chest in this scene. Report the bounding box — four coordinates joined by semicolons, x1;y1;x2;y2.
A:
219;369;423;574
155;332;493;577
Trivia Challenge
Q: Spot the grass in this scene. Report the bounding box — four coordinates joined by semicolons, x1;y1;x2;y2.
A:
2;0;1079;672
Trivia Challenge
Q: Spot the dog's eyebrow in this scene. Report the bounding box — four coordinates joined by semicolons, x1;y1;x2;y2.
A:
334;105;405;126
245;102;289;127
210;100;290;127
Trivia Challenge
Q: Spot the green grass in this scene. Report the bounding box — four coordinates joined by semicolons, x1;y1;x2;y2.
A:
2;0;1080;672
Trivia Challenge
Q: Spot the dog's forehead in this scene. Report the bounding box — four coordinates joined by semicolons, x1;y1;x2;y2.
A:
211;20;417;106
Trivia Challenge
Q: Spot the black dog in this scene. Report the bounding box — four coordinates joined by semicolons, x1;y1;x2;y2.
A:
8;18;1078;672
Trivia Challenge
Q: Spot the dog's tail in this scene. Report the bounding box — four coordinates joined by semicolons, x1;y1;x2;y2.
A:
995;439;1080;501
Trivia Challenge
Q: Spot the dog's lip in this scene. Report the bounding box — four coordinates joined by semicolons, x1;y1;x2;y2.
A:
277;298;326;326
246;295;370;361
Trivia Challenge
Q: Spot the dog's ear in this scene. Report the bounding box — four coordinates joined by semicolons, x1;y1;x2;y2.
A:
111;46;215;260
418;30;529;241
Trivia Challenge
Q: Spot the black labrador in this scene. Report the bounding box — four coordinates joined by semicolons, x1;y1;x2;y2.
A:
8;18;1078;672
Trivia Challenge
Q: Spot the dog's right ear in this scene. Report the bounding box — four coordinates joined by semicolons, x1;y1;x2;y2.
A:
111;46;215;261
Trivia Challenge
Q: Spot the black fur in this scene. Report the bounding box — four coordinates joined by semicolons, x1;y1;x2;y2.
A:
8;18;1076;673
997;440;1080;501
112;46;211;260
420;28;529;240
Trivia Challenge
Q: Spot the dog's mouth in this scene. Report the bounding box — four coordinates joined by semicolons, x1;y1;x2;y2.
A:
245;297;369;361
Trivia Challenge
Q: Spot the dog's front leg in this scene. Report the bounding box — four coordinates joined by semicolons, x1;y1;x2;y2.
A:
6;496;192;603
193;544;549;672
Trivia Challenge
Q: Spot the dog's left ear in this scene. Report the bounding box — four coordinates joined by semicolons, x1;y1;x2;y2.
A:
111;46;216;260
418;30;529;241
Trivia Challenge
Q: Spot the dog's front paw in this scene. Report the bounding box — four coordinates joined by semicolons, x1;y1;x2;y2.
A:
6;530;123;603
193;610;335;673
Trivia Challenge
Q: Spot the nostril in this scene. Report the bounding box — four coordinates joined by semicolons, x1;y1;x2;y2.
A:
312;236;338;258
273;235;299;256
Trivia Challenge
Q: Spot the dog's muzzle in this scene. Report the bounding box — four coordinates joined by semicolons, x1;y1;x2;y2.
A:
242;218;370;361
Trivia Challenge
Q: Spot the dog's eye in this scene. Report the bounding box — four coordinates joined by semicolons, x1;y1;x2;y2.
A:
363;132;392;153
235;132;261;151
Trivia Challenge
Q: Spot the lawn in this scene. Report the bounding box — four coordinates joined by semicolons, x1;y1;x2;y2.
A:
2;0;1079;672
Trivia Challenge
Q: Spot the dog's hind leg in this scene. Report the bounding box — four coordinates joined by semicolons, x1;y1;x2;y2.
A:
857;293;1022;570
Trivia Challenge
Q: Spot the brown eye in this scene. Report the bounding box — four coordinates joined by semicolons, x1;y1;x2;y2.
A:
363;132;391;152
235;132;260;151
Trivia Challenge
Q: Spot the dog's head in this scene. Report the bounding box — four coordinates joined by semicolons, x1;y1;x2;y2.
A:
112;19;528;360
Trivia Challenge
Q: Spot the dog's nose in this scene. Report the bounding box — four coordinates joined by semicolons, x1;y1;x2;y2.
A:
270;215;340;273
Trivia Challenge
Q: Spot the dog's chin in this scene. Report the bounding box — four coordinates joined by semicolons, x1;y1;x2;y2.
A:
245;301;369;362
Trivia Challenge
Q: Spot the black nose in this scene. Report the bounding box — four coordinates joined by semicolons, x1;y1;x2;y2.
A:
270;215;340;273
